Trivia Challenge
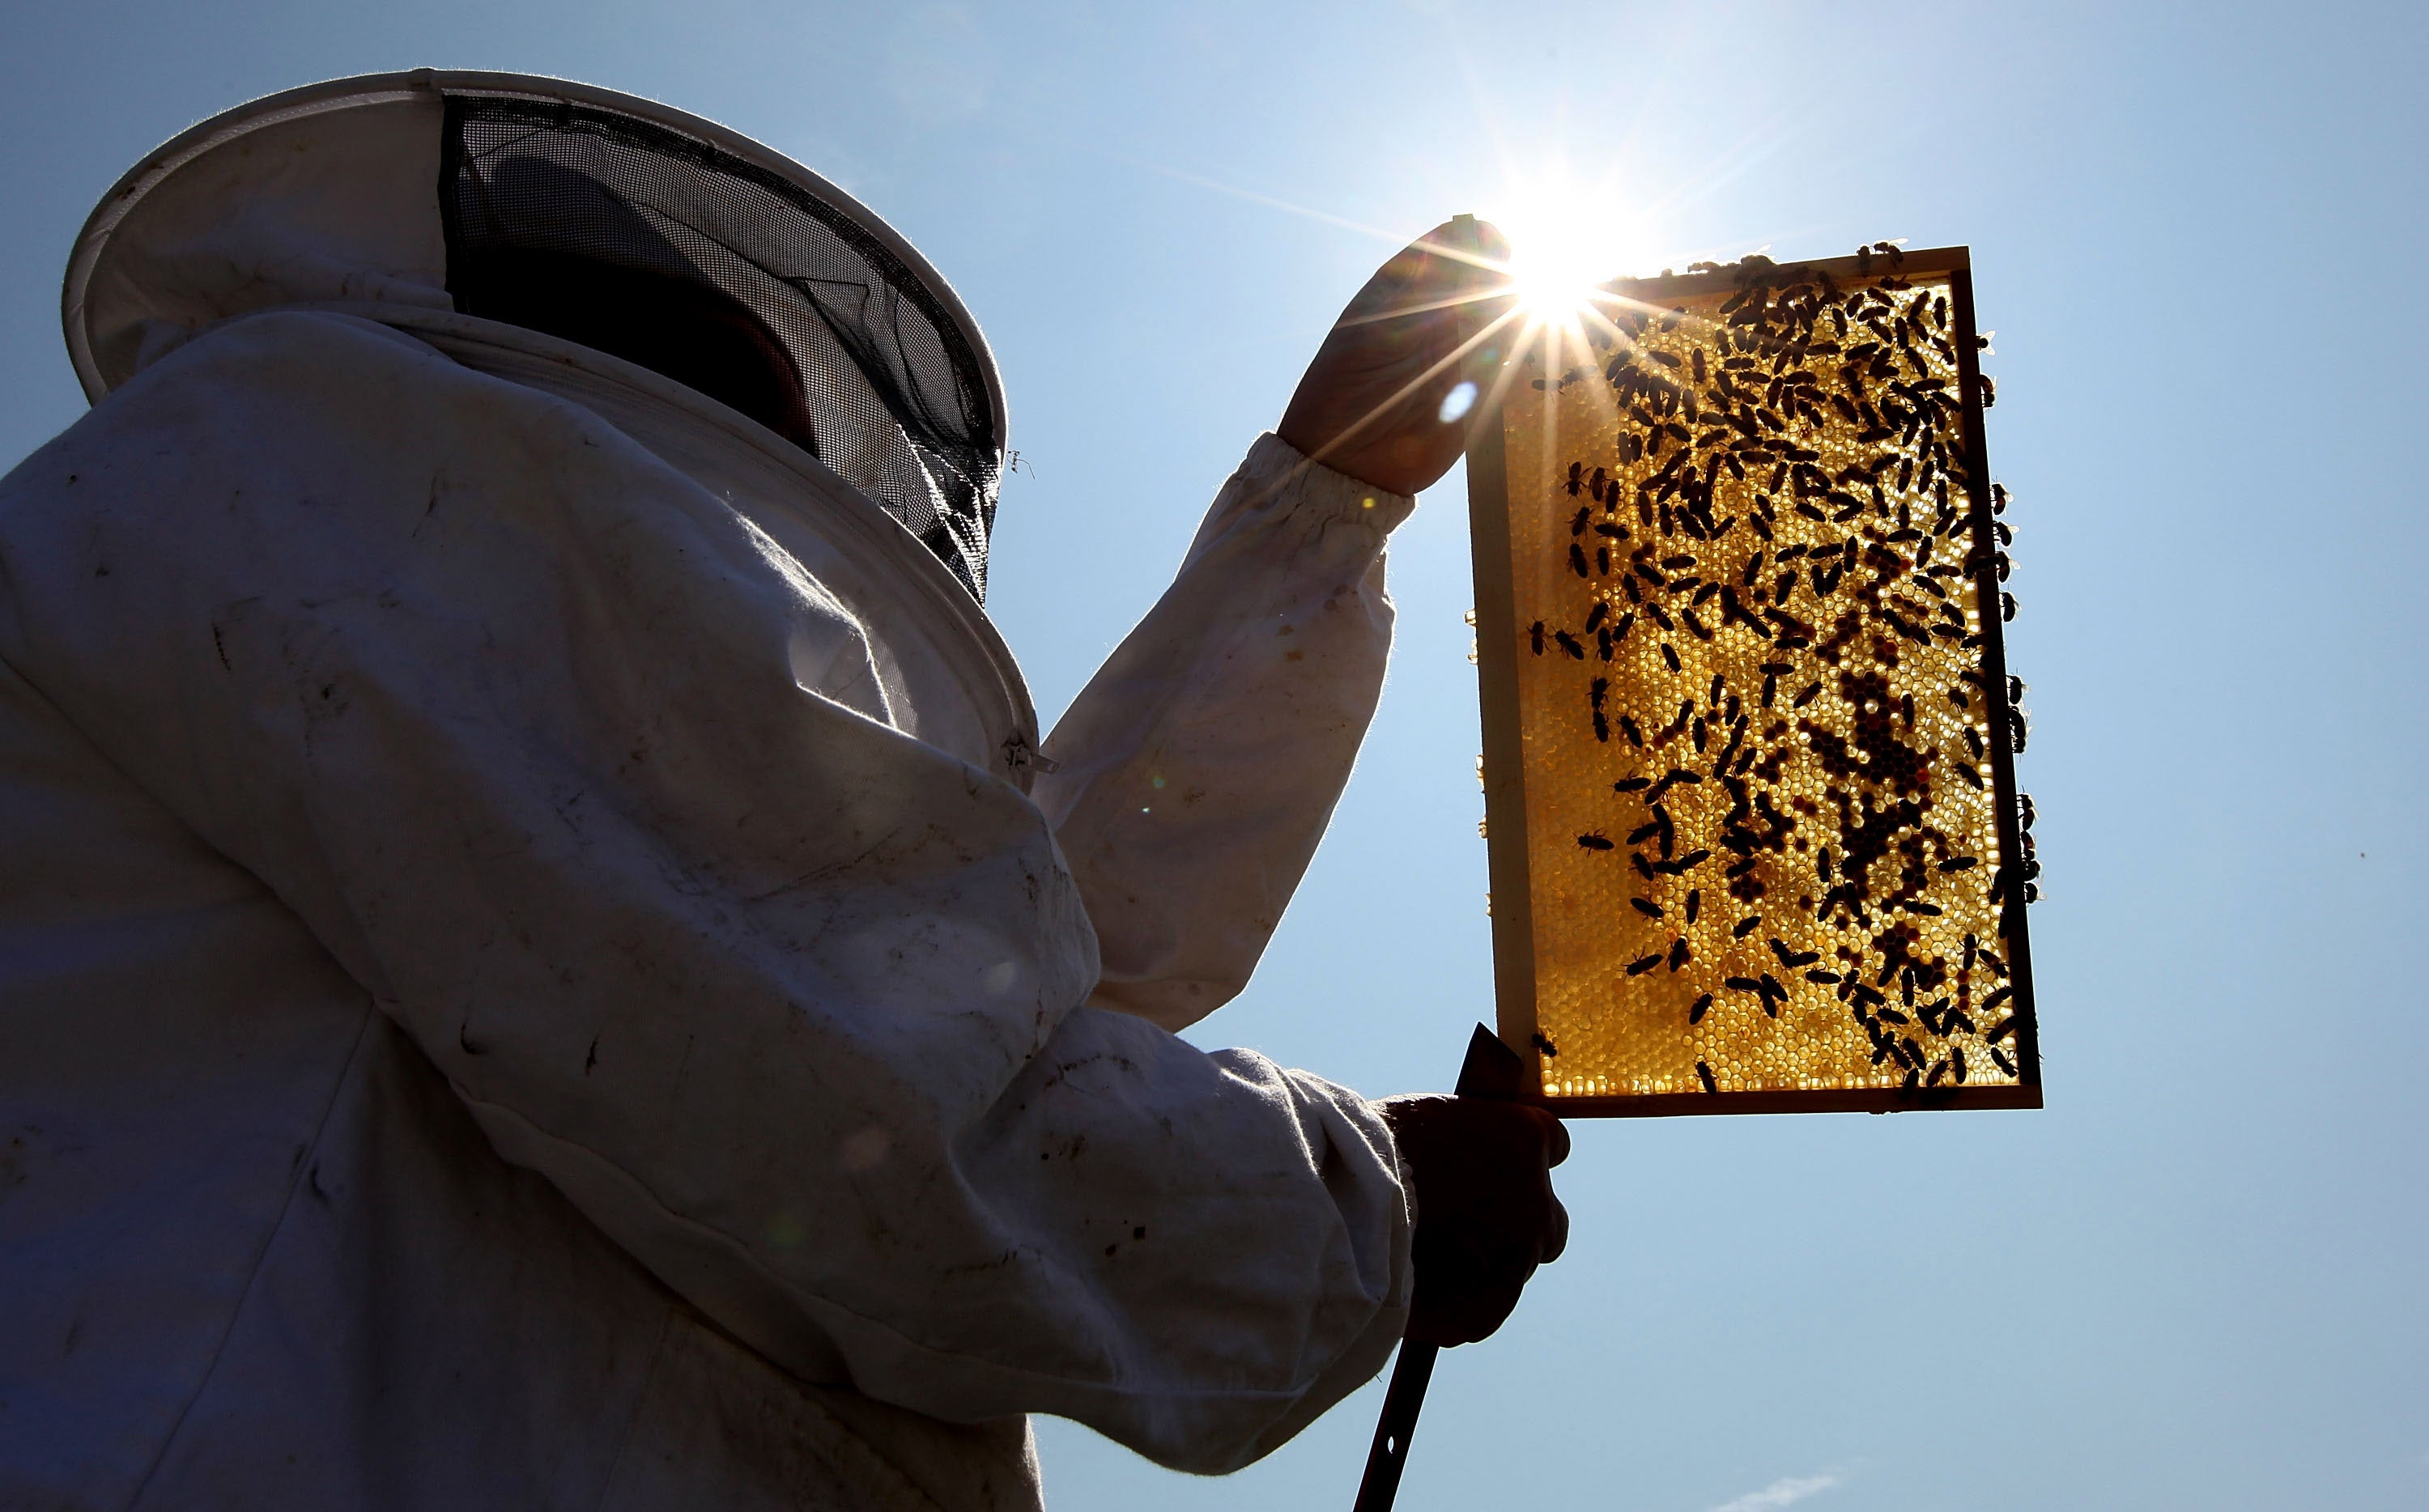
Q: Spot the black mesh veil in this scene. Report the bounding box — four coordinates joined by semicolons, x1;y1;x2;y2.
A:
436;92;1002;600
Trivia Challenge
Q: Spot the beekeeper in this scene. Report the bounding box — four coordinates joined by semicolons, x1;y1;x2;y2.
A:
0;71;1565;1511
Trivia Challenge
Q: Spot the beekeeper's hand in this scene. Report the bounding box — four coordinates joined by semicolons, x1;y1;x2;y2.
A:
1278;216;1516;497
1375;1094;1569;1346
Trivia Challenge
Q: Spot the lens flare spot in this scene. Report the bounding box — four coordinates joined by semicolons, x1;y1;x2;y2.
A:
1439;380;1478;423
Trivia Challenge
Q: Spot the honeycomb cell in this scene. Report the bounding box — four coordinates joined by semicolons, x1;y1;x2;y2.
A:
1474;248;2040;1114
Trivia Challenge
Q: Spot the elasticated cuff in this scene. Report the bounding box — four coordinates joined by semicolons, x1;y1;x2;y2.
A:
1240;431;1418;536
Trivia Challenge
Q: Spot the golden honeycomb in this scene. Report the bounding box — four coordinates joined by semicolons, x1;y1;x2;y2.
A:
1477;249;2039;1112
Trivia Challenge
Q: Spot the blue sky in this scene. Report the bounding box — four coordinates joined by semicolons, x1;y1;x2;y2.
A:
3;2;2423;1509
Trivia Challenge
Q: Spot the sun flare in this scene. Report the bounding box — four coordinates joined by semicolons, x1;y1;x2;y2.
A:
1505;235;1610;322
1491;183;1643;325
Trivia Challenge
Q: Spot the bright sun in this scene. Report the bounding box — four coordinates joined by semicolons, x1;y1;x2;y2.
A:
1491;182;1644;325
1507;236;1610;322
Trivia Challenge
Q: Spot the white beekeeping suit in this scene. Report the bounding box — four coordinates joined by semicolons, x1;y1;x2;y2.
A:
0;72;1418;1511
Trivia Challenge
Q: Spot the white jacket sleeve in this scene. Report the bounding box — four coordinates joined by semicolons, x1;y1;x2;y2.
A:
1035;434;1414;1031
0;311;1410;1473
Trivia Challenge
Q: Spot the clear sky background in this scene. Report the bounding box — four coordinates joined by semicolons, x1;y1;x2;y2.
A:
3;3;2423;1510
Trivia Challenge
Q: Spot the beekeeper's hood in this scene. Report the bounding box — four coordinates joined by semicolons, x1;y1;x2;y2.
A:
62;69;1008;603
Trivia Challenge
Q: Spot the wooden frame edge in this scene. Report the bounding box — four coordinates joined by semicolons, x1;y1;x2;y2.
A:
1948;257;2045;1093
1598;245;1972;308
1534;1082;2043;1118
1465;410;1543;1089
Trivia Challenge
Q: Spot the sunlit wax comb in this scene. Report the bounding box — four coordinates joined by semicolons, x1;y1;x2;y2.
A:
1467;244;2040;1115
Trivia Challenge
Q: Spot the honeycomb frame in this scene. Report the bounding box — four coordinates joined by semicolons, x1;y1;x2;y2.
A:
1470;246;2041;1115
